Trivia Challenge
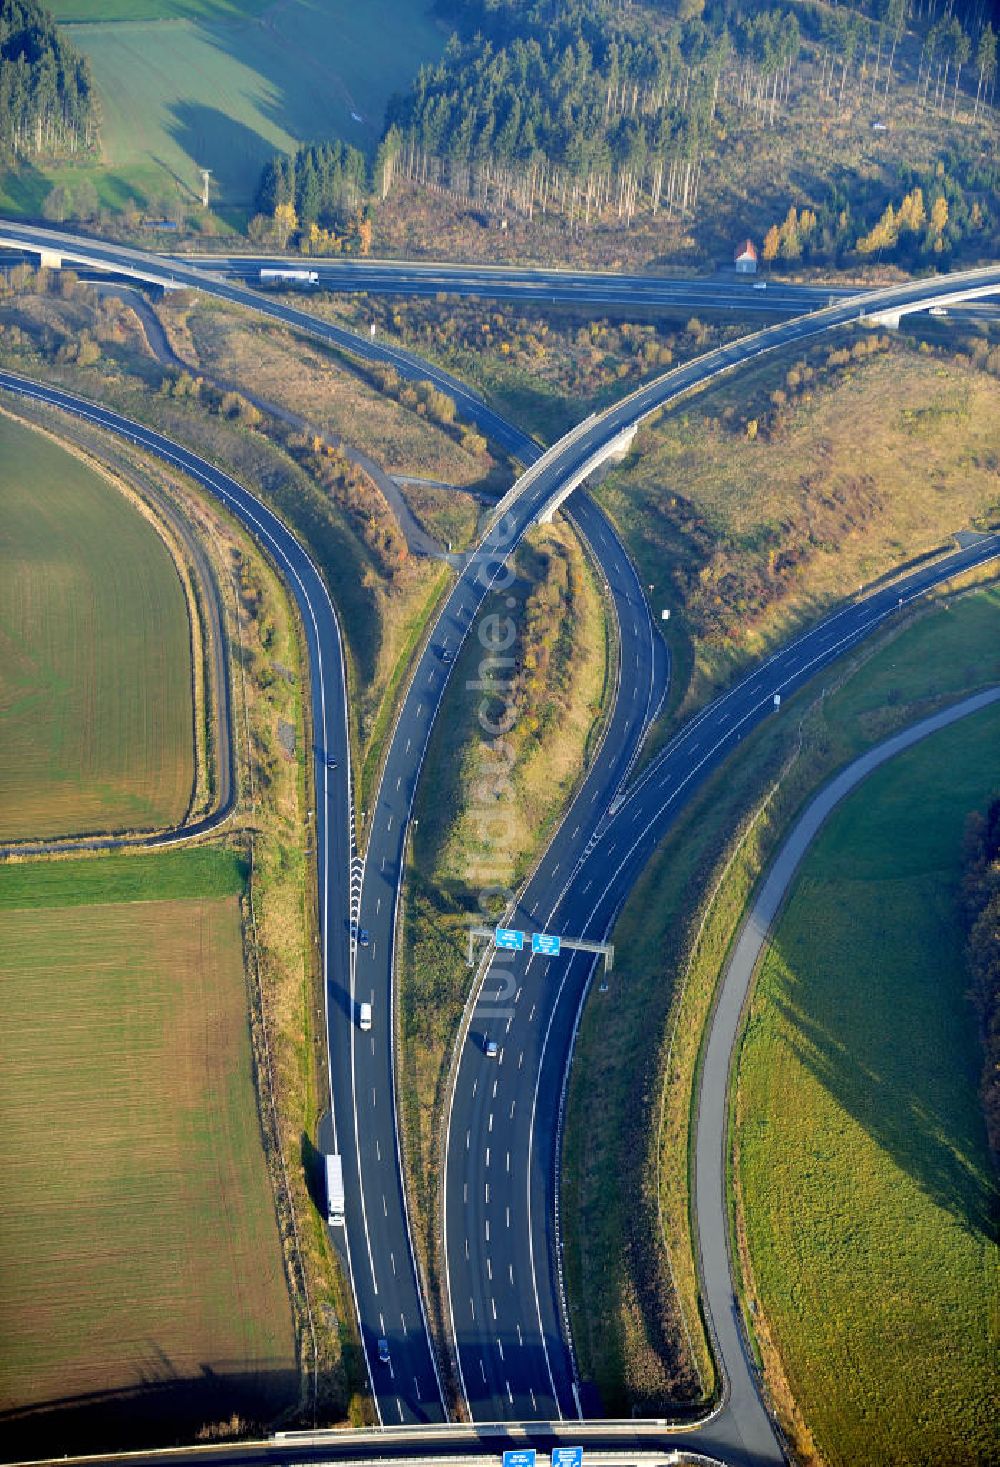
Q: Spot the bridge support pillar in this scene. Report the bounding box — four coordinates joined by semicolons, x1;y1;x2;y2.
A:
39;249;62;270
866;309;900;329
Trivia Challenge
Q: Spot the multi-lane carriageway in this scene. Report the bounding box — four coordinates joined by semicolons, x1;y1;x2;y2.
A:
3;223;1000;1456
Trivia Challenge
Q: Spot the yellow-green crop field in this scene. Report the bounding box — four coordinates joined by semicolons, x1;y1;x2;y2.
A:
0;414;194;842
0;850;296;1453
738;703;1000;1465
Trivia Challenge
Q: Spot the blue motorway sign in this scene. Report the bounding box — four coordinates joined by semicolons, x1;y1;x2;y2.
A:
532;931;562;956
502;1452;536;1467
495;927;525;951
550;1450;583;1467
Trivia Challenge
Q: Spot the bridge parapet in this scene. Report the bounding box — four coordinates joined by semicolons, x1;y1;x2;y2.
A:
536;422;638;524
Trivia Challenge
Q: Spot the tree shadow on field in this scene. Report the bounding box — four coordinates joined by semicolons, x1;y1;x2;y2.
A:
165;102;277;205
767;933;998;1242
0;1358;300;1461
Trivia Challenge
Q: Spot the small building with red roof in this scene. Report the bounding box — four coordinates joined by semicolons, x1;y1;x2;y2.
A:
734;238;758;273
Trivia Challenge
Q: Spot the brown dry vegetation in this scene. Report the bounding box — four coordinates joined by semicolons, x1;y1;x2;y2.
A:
0;277;461;810
324;292;748;444
167;297;489;486
595;335;1000;721
161;458;367;1424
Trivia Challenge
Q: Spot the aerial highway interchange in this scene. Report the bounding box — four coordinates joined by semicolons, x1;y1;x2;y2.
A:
3;224;1000;1467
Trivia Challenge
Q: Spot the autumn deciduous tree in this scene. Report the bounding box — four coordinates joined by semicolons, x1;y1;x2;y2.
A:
273;201;297;248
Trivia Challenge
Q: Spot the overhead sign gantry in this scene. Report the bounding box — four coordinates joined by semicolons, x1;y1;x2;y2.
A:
467;925;614;971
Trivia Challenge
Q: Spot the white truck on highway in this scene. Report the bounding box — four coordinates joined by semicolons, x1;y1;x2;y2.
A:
325;1153;345;1227
259;268;319;287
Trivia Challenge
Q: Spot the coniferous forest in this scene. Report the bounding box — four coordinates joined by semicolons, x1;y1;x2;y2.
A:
0;0;97;161
253;0;997;266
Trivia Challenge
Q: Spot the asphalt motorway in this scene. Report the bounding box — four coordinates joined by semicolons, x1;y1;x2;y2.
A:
0;220;678;1429
0;223;530;459
5;226;1000;1442
345;450;669;1426
444;530;1000;1461
321;250;1000;1430
177;252;845;316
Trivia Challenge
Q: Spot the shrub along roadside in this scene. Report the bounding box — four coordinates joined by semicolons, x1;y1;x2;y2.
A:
562;576;1000;1418
0;396;372;1426
165;446;371;1425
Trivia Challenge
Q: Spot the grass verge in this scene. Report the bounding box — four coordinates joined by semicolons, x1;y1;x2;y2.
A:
594;332;1000;734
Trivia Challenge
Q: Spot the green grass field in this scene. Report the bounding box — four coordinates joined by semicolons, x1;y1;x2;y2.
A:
1;0;446;215
0;849;297;1453
737;704;1000;1466
0;414;194;842
562;582;1000;1416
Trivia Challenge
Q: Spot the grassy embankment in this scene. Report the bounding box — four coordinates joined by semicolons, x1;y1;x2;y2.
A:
0;847;301;1456
595;333;1000;730
560;336;1000;1415
0;0;445;220
735;700;1000;1467
397;519;611;1393
0;273;498;816
0;412;194;841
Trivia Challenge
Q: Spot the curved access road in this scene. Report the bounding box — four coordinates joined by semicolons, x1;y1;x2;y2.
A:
444;530;1000;1457
694;682;1000;1462
5;225;999;1441
0;222;528;459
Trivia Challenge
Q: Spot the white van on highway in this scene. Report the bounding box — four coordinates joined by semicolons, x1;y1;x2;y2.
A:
360;1002;372;1031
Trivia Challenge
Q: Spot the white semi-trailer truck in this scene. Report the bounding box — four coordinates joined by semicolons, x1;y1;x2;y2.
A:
325;1153;345;1227
259;268;319;286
